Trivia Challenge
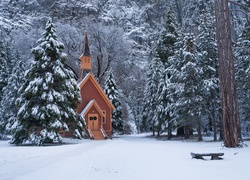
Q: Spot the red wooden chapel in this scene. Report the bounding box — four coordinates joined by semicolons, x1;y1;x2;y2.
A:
76;32;114;140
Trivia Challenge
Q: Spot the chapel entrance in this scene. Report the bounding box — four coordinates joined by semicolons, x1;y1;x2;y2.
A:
88;114;99;131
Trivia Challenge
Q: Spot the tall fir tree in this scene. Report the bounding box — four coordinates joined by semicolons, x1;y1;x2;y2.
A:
104;71;123;132
154;67;168;137
155;5;179;138
235;22;250;130
183;0;215;33
0;52;26;134
197;3;220;141
0;40;11;135
11;19;83;145
170;33;204;140
0;40;8;103
142;58;163;136
156;5;178;67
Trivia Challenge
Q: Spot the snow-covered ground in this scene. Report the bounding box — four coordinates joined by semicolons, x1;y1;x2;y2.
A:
1;134;250;180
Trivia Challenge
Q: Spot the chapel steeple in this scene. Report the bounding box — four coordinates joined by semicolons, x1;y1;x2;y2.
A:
79;32;92;81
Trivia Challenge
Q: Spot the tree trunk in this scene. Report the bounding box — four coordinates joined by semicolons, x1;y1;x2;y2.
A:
184;125;190;139
167;120;172;140
210;90;217;141
177;126;184;136
152;122;155;136
212;101;217;141
214;0;241;147
197;117;203;141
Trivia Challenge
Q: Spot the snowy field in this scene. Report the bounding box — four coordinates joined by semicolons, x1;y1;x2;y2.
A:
1;134;250;180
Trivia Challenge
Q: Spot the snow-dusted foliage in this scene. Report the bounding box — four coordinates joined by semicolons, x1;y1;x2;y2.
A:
0;39;14;134
196;5;220;140
141;58;163;135
148;5;180;138
104;70;123;132
156;5;179;67
11;19;83;145
153;61;168;136
0;40;8;103
235;22;250;128
0;54;25;135
168;33;206;140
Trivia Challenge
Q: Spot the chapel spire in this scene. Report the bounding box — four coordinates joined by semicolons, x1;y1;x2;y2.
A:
79;32;92;81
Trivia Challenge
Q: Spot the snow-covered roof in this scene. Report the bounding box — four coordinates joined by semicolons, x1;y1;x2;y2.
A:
80;99;95;116
79;99;105;118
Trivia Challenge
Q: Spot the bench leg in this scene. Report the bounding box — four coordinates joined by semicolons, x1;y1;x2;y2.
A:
211;156;222;160
194;156;204;160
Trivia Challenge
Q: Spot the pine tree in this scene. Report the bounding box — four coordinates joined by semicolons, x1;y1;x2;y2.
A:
11;19;83;145
197;3;220;141
155;5;179;138
0;40;11;135
171;33;204;140
235;22;250;131
154;68;168;137
0;40;8;103
156;5;178;67
0;52;25;135
183;0;215;33
104;71;123;132
142;58;163;136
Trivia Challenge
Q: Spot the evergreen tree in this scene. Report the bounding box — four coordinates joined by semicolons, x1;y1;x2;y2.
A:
142;58;163;136
197;4;220;141
104;71;123;132
155;5;179;138
154;67;168;137
235;22;250;130
183;0;215;33
0;52;26;134
0;40;12;135
0;40;8;103
156;5;178;67
11;19;83;145
167;31;186;136
171;33;204;140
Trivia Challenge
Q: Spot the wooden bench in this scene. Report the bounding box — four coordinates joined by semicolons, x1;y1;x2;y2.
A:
191;152;224;160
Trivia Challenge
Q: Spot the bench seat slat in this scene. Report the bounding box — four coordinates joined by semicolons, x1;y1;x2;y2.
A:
191;152;224;160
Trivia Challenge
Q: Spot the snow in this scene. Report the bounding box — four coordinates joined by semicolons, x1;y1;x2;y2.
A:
0;134;250;180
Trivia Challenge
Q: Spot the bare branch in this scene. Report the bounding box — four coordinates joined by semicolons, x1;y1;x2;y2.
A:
228;0;250;9
230;9;250;17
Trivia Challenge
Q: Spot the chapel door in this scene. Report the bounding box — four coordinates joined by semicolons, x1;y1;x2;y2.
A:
88;114;99;131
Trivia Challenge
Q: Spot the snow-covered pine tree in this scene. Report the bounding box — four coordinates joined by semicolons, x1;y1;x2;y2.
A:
104;70;123;132
0;40;8;103
0;52;25;135
154;66;168;137
142;58;163;136
235;22;250;131
156;5;178;67
196;1;220;141
172;33;204;140
154;5;179;138
0;40;10;135
11;19;83;145
182;0;214;34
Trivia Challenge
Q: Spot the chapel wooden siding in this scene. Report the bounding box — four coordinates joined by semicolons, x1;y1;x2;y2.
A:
76;32;114;139
77;73;114;138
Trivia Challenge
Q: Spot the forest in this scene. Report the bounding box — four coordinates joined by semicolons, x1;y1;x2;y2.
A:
0;0;250;146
